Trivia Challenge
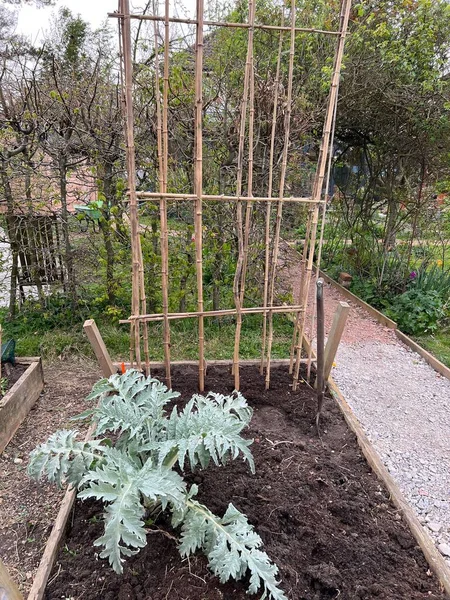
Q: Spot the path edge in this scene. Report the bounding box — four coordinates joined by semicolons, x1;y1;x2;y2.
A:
328;375;450;596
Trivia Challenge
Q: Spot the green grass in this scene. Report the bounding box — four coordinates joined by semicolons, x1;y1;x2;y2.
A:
3;313;294;363
413;330;450;369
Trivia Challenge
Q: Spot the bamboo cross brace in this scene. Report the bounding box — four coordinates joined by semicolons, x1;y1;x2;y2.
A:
108;12;343;36
265;0;297;390
292;0;352;391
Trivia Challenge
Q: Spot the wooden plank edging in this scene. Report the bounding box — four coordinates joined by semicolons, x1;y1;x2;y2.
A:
395;330;450;381
27;421;97;600
328;376;450;596
0;359;44;453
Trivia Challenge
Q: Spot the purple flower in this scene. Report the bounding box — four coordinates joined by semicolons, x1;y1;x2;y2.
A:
410;271;417;279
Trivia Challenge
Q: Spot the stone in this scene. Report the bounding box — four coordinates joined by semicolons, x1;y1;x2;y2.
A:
13;457;23;464
438;543;450;557
427;522;442;533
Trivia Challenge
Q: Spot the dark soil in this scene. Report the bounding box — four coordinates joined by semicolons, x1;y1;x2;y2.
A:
47;364;447;600
1;362;28;395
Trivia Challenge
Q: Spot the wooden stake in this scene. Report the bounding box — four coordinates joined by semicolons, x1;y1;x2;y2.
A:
265;0;297;390
194;0;205;391
120;0;141;370
323;301;349;381
260;16;284;374
292;0;352;390
232;0;255;390
0;558;24;600
315;279;325;430
83;319;116;377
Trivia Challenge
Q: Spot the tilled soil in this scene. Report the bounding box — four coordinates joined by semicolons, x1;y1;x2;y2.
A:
48;364;447;600
0;359;100;592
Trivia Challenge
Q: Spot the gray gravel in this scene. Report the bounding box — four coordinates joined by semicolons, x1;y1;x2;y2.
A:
332;340;450;564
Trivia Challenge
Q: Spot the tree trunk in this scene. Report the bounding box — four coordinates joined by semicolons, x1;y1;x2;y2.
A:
59;154;77;309
1;160;20;319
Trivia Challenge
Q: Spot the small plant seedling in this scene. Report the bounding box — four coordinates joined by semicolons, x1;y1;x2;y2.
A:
29;370;286;600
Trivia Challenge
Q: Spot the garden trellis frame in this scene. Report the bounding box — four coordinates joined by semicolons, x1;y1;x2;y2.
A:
110;0;352;392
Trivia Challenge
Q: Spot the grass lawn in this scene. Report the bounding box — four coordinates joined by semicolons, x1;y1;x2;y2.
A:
3;313;295;364
414;330;450;369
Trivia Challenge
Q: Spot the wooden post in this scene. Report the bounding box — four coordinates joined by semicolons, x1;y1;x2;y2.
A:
315;279;325;428
83;319;116;377
0;559;23;600
323;301;349;381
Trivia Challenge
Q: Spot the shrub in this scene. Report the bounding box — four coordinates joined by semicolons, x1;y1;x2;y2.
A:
386;289;445;335
28;370;286;600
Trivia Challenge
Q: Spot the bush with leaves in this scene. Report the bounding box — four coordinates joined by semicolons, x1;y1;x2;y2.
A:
386;289;445;336
28;370;286;600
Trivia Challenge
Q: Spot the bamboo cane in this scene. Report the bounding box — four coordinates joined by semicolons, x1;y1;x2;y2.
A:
292;0;352;391
306;83;339;382
121;304;306;323
134;192;317;202
117;10;134;368
159;0;172;387
232;0;255;390
234;0;256;379
260;15;284;375
265;0;297;390
194;0;205;391
120;0;141;369
108;12;342;36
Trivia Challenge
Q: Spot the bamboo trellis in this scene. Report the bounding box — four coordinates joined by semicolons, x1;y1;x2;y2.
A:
114;0;352;392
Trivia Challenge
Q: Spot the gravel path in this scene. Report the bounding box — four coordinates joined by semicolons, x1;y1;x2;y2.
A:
281;243;450;563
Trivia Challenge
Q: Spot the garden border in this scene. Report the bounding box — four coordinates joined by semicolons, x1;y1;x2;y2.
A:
318;269;450;382
0;358;44;454
25;361;450;600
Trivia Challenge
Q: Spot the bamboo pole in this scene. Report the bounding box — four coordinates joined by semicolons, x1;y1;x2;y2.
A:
108;12;342;35
234;0;256;384
159;0;172;387
265;0;297;390
292;0;352;391
260;17;284;375
117;11;134;368
121;304;306;323
194;0;205;391
233;0;255;390
120;0;141;370
134;192;317;202
306;82;340;382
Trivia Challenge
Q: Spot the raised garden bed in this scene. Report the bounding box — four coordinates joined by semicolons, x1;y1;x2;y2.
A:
43;364;448;600
0;358;44;454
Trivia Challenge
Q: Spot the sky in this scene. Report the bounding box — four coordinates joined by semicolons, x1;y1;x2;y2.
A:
16;0;115;41
15;0;197;42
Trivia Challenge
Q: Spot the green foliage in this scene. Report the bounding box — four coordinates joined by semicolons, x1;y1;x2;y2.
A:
29;370;286;600
410;264;450;300
386;289;445;335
